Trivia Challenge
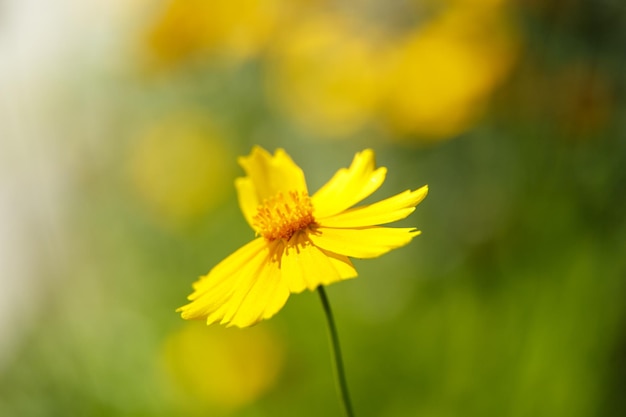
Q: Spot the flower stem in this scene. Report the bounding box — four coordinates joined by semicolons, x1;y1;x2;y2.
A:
317;286;355;417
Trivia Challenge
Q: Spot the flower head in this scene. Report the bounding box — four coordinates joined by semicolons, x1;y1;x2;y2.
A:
178;146;428;327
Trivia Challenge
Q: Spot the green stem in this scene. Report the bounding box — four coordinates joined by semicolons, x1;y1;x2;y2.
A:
317;286;355;417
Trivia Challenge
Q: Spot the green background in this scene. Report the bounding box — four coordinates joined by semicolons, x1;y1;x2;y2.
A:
1;1;625;416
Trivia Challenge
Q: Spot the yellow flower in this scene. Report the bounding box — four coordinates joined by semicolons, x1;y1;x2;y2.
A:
178;146;428;327
266;14;385;138
145;0;281;68
381;4;519;140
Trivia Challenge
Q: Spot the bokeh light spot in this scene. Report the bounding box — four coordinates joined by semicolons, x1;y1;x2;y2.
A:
162;323;284;412
128;113;233;228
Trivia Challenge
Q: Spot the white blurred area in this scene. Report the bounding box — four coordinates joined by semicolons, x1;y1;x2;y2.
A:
0;0;134;370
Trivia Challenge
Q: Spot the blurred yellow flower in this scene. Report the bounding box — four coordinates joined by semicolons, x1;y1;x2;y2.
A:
178;146;428;327
129;114;233;227
145;0;280;67
381;4;519;140
266;14;385;137
264;3;519;141
163;323;283;412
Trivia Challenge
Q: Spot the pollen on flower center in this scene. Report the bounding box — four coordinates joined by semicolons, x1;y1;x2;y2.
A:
252;191;315;241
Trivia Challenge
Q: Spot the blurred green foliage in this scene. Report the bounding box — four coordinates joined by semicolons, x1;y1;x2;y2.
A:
1;0;625;416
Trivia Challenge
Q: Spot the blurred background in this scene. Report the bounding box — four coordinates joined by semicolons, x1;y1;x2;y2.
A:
1;0;625;416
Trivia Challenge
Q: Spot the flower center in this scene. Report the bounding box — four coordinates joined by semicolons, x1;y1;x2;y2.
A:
252;191;315;241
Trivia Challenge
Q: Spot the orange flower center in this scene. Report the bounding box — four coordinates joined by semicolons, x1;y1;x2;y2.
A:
253;191;316;241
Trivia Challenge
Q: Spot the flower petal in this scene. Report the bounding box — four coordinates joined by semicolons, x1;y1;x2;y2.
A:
280;232;357;293
238;146;308;202
220;244;290;328
235;177;260;231
309;226;421;259
236;147;309;232
319;185;428;228
311;149;387;219
177;238;290;328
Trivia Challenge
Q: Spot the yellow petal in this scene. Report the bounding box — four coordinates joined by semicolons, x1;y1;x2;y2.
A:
312;149;386;219
235;177;260;232
177;239;264;320
238;146;308;202
319;185;428;228
177;238;290;328
280;232;357;293
186;238;266;301
309;226;421;259
221;243;290;328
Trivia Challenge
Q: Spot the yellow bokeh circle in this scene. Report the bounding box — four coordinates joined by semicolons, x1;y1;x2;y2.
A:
162;323;284;412
129;113;233;226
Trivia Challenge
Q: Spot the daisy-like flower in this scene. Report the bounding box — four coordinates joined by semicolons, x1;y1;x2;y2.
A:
178;146;428;328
